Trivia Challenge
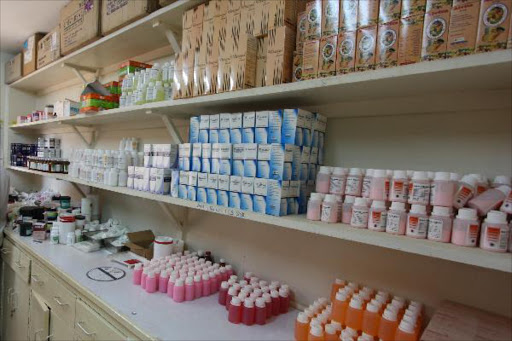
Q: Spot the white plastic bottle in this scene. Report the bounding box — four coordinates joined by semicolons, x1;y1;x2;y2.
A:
368;200;387;232
451;208;480;247
492;175;510;188
408;171;430;205
480;210;510;252
369;169;389;201
389;170;409;203
386;202;407;235
316;166;332;194
350;198;369;228
342;195;356;224
109;168;119;187
430;171;455;207
361;169;374;198
345;168;363;196
118;169;128;187
155;81;165;102
427;206;453;243
329;167;346;195
453;175;478;209
468;186;511;216
406;204;429;239
307;193;323;221
146;82;156;102
150;63;162;82
321;194;339;223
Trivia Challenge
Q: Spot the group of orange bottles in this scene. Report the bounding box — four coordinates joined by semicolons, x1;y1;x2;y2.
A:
294;279;423;341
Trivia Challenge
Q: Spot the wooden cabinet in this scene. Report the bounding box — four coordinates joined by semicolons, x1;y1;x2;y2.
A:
28;291;50;341
74;299;128;341
50;309;75;341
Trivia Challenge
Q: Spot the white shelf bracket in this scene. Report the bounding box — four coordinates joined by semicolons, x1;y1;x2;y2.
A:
159;114;183;144
69;182;87;198
152;21;181;54
69;125;96;148
157;202;184;238
62;63;99;85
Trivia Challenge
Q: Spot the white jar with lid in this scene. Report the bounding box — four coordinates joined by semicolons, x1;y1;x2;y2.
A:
480;210;509;252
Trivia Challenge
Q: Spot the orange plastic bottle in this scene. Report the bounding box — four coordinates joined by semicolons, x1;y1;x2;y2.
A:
402;314;420;338
330;279;346;301
324;324;338;341
375;292;390;306
377;307;399;341
345;297;364;332
361;301;381;337
330;321;342;336
395;320;417;341
331;291;350;325
391;297;406;317
308;324;325;341
295;312;310;341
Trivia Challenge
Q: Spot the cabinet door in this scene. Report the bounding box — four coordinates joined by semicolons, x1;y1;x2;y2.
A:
1;262;31;341
50;311;74;341
74;300;127;341
29;291;50;341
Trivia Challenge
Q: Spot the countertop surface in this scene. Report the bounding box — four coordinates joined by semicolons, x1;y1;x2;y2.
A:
6;230;296;340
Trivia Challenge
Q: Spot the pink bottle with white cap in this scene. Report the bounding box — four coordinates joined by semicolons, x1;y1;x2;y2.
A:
202;274;211;296
342;195;356;224
369;169;389;201
321;194;340;223
220;267;228;282
345;168;364;196
226;286;238;310
492;175;510;188
386;202;407;235
145;271;157;293
263;293;273;318
500;189;512;214
480;211;510;252
270;290;281;316
406;205;429;239
228;297;243;324
194;275;203;298
185;276;195;301
350;198;369;228
219;281;229;305
362;169;374;198
368;200;387;232
329;167;347;195
242;298;256;325
167;274;177;298
468;186;511;216
430;172;455;207
173;278;185;303
408;171;430;205
453;175;478;209
316;166;332;194
141;267;149;289
389;170;409;203
279;288;290;313
132;263;143;285
451;208;480;247
159;270;169;293
225;265;234;277
427;206;453;243
255;298;267;325
307;193;324;221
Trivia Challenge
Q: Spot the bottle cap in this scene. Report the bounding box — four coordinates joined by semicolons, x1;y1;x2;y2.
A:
309;325;323;338
398;320;415;334
297;312;309;323
238;291;248;300
318;166;332;174
393;170;407;179
349;297;362;309
270;290;279;298
330;321;342;331
412;171;428;181
230;275;238;281
148;271;155;278
460;174;478;187
382;307;398;321
194;275;201;282
324;194;338;203
241;286;252;294
373;169;386;178
410;204;426;214
259;280;268;287
228;287;238;295
334;278;345;285
244;298;254;308
255;297;266;308
365;169;374;177
371;200;386;209
496;185;512;196
225;264;232;271
493;175;511;187
233;283;241;291
450;172;460;181
409;301;423;310
485;210;507;224
202;274;209;281
349;168;362;176
406;170;415;178
432;206;451;217
279;288;289;297
391;298;405;309
342;327;358;338
239;280;248;286
434;172;450;181
185;276;193;285
354;197;368;207
160;270;168;278
389;202;406;211
253;288;262;297
457;208;478;220
221;281;229;289
344;195;356;204
263;293;272;303
134;263;142;270
324;324;336;335
332;167;346;176
404;308;419;319
366;301;379;313
175;278;184;286
230;297;242;306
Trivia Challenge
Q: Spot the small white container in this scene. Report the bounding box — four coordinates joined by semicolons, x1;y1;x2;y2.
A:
406;204;428;239
350;198;369;228
368;200;387;232
153;236;174;259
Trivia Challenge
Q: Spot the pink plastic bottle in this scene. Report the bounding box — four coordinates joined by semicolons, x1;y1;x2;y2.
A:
345;168;364;196
225;264;234;277
132;263;143;285
468;186;511;216
242;298;256;325
453;175;478;209
368;200;387;232
226;286;238;310
219;281;229;305
473;174;489;194
228;297;243;324
427;206;453;243
194;275;203;298
173;278;185;303
202;274;211;296
386;202;407;235
307;193;324;221
220;267;228;282
329;167;347;195
492;175;511;188
362;169;374;198
316;166;332;194
145;271;157;293
406;204;429;239
167;274;177;298
369;169;389;201
213;270;221;293
321;194;340;223
480;210;510;252
185;276;195;301
390;170;409;203
270;290;280;316
159;270;169;293
279;288;290;313
342;195;356;224
263;293;273;318
255;298;267;325
451;208;480;247
430;172;455;207
408;171;431;205
141;267;149;289
350;198;369;228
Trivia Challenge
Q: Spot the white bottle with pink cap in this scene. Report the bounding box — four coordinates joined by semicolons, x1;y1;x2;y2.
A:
389;170;408;203
368;200;387;232
321;194;339;223
427;206;453;243
451;208;480;247
480;210;510;253
369;169;389;201
386;202;407;235
406;205;428;239
468;186;511;216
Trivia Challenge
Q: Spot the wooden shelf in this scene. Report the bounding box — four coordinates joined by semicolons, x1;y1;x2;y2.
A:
8;166;512;273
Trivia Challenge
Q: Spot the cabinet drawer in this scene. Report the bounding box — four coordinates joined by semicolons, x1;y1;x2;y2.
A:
31;262;53;301
0;238;15;266
3;240;31;282
48;274;76;324
74;300;127;341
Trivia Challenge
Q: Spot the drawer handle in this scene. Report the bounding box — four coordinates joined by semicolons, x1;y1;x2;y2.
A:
15;261;25;269
31;275;42;284
0;248;10;254
53;296;68;306
76;322;95;336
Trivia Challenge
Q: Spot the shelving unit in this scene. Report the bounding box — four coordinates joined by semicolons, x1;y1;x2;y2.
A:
8;165;512;273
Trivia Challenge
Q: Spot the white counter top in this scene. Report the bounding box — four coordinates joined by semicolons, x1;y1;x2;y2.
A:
6;230;296;340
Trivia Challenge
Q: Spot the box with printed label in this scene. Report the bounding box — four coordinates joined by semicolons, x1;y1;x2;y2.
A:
282;109;307;145
377;19;400;68
101;0;158;35
241;194;254;211
255;111;270;144
207;173;219;189
253;195;267;213
197;187;207;202
232;144;245;176
195;3;212;97
231;113;243;143
5;54;22;84
292;51;303;82
254;178;269;196
229;175;243;192
269;144;300;181
209;114;220;130
170;170;179;197
297;11;307;52
318;34;338;77
306;0;323;40
218;174;231;191
188;186;197;201
322;0;340;36
229;192;241;208
149;168;158;193
207;188;218;204
198;172;208;188
219;129;231;143
178;184;188;199
356;26;378;71
242;177;255;194
162;144;179;169
179;171;190;186
60;0;101;55
188;171;198;187
401;0;427;17
302;39;320;80
358;0;380;28
254;0;270;37
230;33;258;91
268;0;297;29
192;143;202;172
398;13;425;65
379;0;402;24
211;143;220;174
340;0;359;32
206;0;221;95
266;26;296;86
241;1;256;36
215;0;230;94
336;30;357;74
265;180;284;216
421;1;453;60
54;99;80;117
476;0;512;52
190;116;200;143
23;33;45;76
446;0;481;57
37;27;60;69
257;144;272;179
244;144;258;177
220;113;231;129
217;190;229;207
268;110;283;144
219;143;233;175
142;168;151;192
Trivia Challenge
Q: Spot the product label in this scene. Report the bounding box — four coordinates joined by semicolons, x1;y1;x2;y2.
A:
484;225;509;251
350;207;369;227
427;217;444;240
454;185;473;207
386;211;403;233
321;202;334;222
408;182;430;204
369;211;388;231
362;177;372;197
345;176;362;195
464;223;480;246
329;175;346;195
407;215;429;237
390;179;408;202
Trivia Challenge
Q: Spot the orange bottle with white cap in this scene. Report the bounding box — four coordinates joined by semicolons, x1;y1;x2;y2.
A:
395;320;417;341
330;279;346;301
361;300;381;337
295;312;310;341
324;324;338;341
345;296;364;332
331;290;350;325
377;307;399;341
308;324;325;341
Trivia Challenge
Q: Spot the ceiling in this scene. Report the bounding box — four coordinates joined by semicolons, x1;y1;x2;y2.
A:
0;0;67;54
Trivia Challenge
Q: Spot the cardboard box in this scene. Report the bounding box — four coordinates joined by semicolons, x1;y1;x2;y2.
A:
318;35;337;77
306;0;322;40
60;0;101;55
256;36;268;87
358;0;380;27
181;8;193;53
322;0;340;36
379;0;403;23
297;11;308;52
446;0;481;57
216;1;233;93
376;19;400;67
268;0;297;29
401;0;427;17
23;33;45;76
302;39;320;80
421;1;452;60
172;53;183;99
340;0;359;32
336;30;357;74
205;0;222;95
266;25;296;86
193;4;207;97
292;51;303;81
230;34;258;91
398;13;425;65
37;27;60;69
126;230;155;260
182;48;195;98
254;0;270;37
476;0;512;52
356;26;378;71
101;0;158;35
192;4;205;51
241;0;256;35
5;54;22;84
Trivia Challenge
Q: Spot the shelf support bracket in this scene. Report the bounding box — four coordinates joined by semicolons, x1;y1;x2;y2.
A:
69;125;96;148
160;114;183;144
69;182;87;198
62;63;99;85
158;202;184;238
152;21;181;54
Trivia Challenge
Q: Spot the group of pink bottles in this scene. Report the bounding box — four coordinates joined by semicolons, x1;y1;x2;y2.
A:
310;168;512;253
132;250;236;302
222;272;291;326
295;279;423;341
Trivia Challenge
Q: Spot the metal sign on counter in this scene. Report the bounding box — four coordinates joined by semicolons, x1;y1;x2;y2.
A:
87;266;126;282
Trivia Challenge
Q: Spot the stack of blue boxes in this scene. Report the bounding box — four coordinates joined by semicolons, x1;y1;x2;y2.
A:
172;109;327;216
